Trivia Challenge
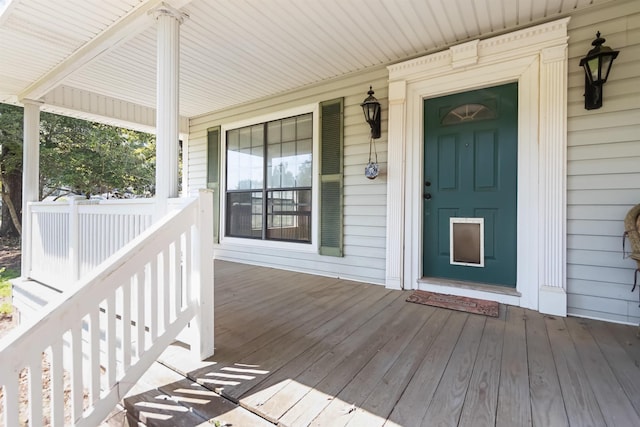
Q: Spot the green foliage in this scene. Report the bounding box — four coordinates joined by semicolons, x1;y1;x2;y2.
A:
0;267;18;295
0;104;23;176
0;267;18;314
0;105;25;236
0;282;10;298
0;303;11;315
2;105;157;201
40;113;156;198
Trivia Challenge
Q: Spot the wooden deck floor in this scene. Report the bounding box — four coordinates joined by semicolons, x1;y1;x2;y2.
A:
121;260;640;426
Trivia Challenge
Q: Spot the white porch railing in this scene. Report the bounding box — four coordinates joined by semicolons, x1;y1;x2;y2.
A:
26;198;157;290
0;190;214;426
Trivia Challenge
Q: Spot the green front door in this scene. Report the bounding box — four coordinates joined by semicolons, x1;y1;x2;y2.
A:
423;83;518;287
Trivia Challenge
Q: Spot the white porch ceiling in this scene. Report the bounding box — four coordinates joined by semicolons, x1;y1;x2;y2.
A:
0;0;614;127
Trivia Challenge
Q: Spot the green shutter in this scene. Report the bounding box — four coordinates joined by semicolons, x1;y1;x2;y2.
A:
207;127;221;243
319;98;344;256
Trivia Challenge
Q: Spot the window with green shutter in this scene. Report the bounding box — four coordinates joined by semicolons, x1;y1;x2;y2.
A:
319;98;344;256
224;114;313;243
218;100;343;253
207;127;221;243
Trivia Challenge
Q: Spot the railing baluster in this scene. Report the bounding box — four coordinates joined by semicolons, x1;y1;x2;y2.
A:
91;212;96;269
85;214;91;275
171;241;179;320
97;214;101;269
28;354;44;426
162;249;170;332
61;212;67;281
94;213;100;266
183;230;192;308
70;198;79;282
106;214;111;258
88;214;94;272
107;213;112;253
117;213;122;256
89;307;101;404
102;213;107;258
50;338;65;427
122;280;132;370
101;215;107;264
128;214;134;242
119;214;125;255
106;293;117;389
71;323;84;423
88;214;94;271
96;213;101;265
136;269;146;357
150;258;158;341
2;373;19;427
113;213;119;257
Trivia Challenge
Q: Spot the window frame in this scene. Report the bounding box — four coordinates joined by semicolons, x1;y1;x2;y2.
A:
220;104;320;253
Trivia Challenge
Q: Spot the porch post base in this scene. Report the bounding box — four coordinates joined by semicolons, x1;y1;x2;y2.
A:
539;285;567;317
385;277;402;290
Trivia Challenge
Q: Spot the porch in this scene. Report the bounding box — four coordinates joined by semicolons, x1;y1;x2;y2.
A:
121;260;640;426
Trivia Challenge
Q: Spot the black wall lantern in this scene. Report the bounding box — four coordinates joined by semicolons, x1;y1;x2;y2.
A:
579;32;619;110
361;86;381;139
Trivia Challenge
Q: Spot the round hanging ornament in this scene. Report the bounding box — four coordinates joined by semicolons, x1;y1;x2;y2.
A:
365;137;378;179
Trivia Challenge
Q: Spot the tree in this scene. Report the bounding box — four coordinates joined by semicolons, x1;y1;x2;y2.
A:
39;115;156;199
0;104;23;237
0;105;156;237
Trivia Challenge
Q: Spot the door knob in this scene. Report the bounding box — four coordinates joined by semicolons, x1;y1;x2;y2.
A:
424;193;432;200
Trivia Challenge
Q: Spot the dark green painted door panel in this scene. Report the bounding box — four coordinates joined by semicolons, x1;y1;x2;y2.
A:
423;83;518;286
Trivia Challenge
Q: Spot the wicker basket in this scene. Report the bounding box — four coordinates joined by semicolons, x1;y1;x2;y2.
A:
624;203;640;268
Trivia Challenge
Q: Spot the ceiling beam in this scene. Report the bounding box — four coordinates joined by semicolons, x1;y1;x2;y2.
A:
19;0;192;101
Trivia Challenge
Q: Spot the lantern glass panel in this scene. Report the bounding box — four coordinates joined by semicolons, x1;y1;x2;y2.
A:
600;55;613;83
587;57;599;82
364;103;377;123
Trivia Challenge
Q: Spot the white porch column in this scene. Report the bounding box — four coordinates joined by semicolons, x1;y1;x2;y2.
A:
152;4;186;213
538;44;569;316
385;81;407;290
21;99;42;278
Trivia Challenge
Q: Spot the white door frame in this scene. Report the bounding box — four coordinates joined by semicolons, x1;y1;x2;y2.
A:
385;18;570;316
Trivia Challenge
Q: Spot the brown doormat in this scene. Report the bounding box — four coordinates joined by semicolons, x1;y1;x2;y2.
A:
407;290;499;317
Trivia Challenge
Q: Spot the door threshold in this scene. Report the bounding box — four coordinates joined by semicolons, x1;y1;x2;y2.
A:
418;277;521;297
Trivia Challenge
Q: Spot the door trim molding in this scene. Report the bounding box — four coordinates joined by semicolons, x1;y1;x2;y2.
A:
385;18;570;316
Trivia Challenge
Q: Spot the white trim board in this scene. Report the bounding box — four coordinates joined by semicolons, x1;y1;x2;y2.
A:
386;18;570;316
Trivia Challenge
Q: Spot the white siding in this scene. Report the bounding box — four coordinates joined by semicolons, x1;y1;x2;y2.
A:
566;0;640;323
187;68;389;284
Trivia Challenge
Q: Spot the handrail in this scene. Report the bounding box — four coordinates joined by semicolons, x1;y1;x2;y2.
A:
0;190;214;426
